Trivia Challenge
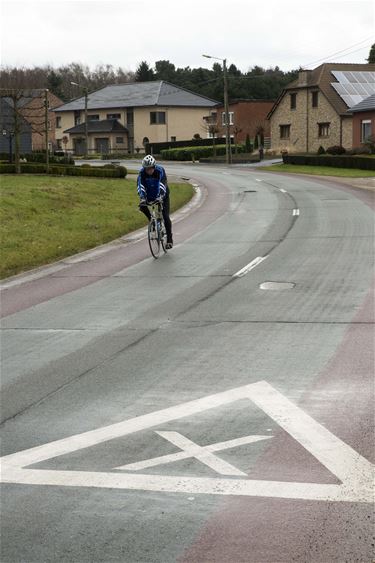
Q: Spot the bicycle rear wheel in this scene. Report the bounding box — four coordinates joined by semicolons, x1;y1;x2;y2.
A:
148;218;160;258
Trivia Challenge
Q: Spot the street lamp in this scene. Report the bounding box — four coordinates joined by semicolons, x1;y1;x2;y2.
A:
203;54;232;164
70;81;88;158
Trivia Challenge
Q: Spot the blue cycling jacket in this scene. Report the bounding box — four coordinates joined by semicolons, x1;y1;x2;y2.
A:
137;164;168;202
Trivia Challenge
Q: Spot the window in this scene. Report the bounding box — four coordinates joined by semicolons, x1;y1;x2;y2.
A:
318;122;330;137
150;111;166;124
74;110;81;125
56;139;62;149
116;137;124;144
312;91;319;108
171;136;176;142
361;120;372;142
56;116;61;128
280;124;290;139
88;114;100;121
290;93;297;110
222;112;234;126
107;113;121;120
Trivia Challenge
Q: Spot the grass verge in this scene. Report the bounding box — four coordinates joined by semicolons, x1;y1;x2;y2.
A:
260;164;375;177
0;175;194;279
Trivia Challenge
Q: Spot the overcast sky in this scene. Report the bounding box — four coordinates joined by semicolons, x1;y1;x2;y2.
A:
1;0;374;73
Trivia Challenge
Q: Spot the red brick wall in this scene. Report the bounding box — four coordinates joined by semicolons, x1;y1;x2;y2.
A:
352;110;375;147
20;92;63;151
213;100;274;142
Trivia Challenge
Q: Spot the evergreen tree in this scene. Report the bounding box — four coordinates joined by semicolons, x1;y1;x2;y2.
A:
135;61;155;82
47;70;65;100
367;44;375;64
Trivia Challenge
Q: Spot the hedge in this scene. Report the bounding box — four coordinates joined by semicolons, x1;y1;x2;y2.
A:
161;144;245;161
146;137;235;154
282;154;375;171
0;152;75;165
0;163;127;177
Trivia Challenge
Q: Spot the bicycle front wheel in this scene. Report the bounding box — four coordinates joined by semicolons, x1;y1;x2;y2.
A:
160;219;168;253
148;219;160;258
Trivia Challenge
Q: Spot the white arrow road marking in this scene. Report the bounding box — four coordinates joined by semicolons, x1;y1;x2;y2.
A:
1;381;373;502
116;432;273;474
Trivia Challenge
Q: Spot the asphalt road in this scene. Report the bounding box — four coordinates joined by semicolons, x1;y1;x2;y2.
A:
1;164;374;563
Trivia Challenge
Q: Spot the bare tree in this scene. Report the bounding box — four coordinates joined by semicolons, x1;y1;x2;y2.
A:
201;114;220;157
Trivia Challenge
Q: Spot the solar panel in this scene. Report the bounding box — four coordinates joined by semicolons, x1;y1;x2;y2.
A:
331;70;375;108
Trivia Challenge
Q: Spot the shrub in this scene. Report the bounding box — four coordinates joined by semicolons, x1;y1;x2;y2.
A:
326;145;346;155
80;163;92;168
21;152;75;165
0;163;128;177
0;164;16;173
245;134;252;153
365;134;375;154
160;144;243;161
317;145;326;155
282;154;375;170
117;165;127;178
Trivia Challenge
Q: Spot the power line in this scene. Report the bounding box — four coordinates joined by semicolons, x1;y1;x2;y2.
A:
302;36;373;68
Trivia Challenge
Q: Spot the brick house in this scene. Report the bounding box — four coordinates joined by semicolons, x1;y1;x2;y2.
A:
205;99;274;147
268;63;375;153
54;81;218;155
347;94;375;148
17;90;64;151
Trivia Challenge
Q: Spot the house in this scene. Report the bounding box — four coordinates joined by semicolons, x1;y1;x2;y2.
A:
54;81;218;155
0;97;32;156
206;99;275;147
17;90;63;151
267;63;375;153
347;93;375;148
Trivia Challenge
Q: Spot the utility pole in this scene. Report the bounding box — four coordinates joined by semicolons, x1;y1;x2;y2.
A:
45;89;50;173
84;87;88;158
203;54;232;165
222;59;232;165
71;82;89;157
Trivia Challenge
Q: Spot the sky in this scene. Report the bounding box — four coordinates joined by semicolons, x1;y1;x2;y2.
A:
1;0;374;73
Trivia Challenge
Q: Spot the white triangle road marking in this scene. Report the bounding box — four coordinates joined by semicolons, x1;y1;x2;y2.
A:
1;381;373;502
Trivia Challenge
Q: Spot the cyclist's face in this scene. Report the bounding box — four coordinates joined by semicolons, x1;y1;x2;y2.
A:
145;166;155;175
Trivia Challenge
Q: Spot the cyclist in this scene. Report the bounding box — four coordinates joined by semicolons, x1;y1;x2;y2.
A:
137;155;173;249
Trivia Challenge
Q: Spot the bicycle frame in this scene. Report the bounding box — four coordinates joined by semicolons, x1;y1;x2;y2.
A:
147;200;167;258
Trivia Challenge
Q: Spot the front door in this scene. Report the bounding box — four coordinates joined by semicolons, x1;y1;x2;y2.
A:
95;138;109;154
74;138;86;156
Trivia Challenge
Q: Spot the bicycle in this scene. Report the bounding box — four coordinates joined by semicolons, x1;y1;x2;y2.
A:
146;199;168;258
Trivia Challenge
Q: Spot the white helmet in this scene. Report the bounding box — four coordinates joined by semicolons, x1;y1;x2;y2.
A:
142;155;156;168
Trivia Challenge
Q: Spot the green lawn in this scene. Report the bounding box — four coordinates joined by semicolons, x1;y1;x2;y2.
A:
260;164;375;177
0;175;194;279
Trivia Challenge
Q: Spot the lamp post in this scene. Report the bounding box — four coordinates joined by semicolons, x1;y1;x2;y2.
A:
202;54;232;164
70;82;88;158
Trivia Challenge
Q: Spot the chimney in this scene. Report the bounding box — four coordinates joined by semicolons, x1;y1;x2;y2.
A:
298;69;312;86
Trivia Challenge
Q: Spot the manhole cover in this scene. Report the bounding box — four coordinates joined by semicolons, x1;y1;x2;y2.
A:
260;282;295;290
